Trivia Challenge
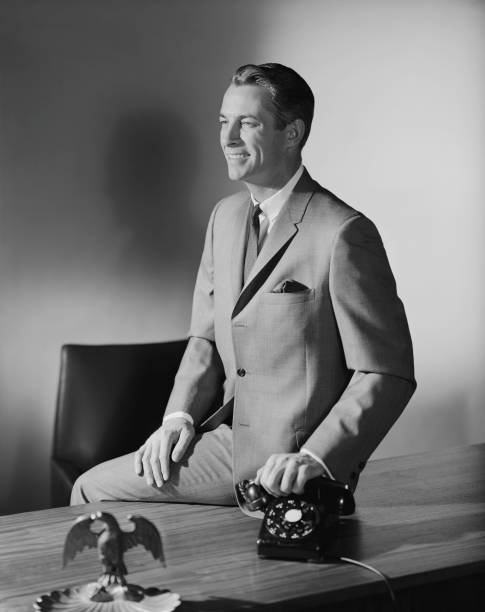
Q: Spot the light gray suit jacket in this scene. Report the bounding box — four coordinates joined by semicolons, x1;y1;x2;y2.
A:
164;170;416;489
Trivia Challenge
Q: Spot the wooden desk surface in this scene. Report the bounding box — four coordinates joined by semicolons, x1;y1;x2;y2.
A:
1;444;484;611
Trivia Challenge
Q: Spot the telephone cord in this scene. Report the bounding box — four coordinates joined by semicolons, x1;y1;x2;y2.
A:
327;555;400;611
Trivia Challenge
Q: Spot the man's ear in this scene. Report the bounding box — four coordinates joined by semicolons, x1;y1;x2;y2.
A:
285;119;305;149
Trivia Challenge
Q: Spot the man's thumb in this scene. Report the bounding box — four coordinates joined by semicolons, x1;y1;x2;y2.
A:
171;427;193;462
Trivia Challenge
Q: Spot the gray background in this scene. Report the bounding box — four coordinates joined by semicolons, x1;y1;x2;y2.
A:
1;0;484;515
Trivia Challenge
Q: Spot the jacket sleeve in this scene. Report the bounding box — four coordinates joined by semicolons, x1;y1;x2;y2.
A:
302;215;416;487
163;203;225;425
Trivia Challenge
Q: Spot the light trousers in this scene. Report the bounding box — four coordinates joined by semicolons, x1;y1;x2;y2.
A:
70;424;236;506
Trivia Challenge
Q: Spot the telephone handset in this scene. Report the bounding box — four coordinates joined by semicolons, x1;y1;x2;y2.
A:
236;477;355;561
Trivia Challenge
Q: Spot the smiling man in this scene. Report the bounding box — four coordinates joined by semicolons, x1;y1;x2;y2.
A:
219;80;303;194
71;63;416;508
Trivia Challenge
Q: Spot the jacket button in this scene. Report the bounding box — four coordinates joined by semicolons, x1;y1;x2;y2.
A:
237;368;246;377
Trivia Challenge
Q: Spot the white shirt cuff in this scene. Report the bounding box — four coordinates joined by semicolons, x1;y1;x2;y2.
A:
300;447;335;480
162;411;194;426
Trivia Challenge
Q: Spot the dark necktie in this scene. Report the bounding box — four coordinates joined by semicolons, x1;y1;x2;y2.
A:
243;204;261;283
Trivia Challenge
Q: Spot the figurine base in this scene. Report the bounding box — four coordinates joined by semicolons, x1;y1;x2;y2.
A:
34;583;181;611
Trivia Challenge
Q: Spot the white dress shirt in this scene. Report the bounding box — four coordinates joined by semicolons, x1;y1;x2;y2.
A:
250;164;304;250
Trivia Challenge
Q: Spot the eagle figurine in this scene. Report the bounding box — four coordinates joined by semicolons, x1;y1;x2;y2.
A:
63;511;164;596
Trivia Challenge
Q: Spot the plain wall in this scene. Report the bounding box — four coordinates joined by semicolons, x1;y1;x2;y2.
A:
0;0;484;515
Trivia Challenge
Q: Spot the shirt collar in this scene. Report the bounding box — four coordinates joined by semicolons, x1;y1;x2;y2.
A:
250;164;304;222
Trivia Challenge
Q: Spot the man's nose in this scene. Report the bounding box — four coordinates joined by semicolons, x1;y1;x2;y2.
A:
222;122;241;146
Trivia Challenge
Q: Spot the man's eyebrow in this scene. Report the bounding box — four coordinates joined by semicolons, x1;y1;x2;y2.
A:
218;113;259;120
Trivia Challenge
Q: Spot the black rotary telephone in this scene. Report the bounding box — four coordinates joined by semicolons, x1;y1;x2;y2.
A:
236;477;355;562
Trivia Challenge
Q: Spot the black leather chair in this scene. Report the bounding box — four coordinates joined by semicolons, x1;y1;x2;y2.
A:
51;339;187;507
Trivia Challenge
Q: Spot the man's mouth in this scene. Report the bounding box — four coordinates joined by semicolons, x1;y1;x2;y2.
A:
226;153;249;160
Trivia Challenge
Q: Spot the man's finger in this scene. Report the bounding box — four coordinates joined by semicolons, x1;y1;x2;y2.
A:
280;462;298;494
293;464;312;494
150;448;164;488
256;454;280;490
260;462;286;497
134;445;146;476
159;430;176;481
171;427;193;463
141;450;155;487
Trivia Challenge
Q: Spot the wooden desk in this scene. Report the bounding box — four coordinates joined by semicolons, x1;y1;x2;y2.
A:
1;444;484;611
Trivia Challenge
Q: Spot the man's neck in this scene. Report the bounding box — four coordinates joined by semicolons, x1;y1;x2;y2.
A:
244;159;302;202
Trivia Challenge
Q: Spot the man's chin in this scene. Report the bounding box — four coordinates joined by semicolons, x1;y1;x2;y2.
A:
226;167;248;182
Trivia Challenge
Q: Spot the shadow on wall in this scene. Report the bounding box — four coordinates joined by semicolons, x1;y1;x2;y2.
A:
0;0;268;516
105;109;200;283
372;386;470;460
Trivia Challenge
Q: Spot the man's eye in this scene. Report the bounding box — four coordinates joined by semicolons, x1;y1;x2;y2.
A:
219;119;228;126
241;121;257;128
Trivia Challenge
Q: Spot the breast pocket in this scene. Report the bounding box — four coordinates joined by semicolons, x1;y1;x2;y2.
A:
255;289;315;374
260;288;315;305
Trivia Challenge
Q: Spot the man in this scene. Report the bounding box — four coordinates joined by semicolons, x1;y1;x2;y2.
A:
71;63;415;508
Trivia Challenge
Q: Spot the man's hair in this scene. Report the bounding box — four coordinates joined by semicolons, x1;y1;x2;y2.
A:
231;63;314;149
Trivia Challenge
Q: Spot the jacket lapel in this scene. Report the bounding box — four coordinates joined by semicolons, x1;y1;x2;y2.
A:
230;194;251;304
231;169;317;318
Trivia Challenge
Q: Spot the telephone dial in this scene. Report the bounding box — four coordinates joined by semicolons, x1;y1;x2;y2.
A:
236;477;355;561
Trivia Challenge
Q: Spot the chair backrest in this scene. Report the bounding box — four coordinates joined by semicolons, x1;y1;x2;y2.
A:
52;340;187;476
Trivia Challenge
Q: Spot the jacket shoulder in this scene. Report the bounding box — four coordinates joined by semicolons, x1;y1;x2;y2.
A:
210;190;249;225
305;182;365;231
216;190;249;209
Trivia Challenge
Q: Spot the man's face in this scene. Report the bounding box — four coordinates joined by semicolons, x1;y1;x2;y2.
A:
219;84;289;188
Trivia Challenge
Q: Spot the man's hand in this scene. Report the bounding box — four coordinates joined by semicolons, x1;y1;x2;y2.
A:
134;418;195;488
254;452;326;497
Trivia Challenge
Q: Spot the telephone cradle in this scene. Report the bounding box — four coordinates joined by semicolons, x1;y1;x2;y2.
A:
236;477;356;562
